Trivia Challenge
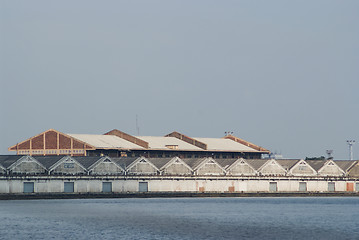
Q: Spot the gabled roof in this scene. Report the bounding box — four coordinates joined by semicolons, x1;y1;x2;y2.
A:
145;158;173;170
8;129;96;151
73;156;105;169
0;155;25;169
125;157;160;172
193;157;226;172
334;160;357;172
182;158;207;170
49;156;87;172
257;159;287;173
226;158;258;173
112;157;139;170
7;155;46;172
289;159;317;175
317;160;345;175
68;134;145;150
193;138;258;152
305;160;327;172
215;158;238;170
276;159;301;171
226;158;257;173
34;156;65;169
74;156;125;171
245;159;268;170
160;157;193;171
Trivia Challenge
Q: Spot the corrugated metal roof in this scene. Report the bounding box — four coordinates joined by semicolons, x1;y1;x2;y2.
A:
34;156;64;169
276;159;300;170
146;158;172;169
334;160;357;171
112;157;139;170
305;160;326;171
73;156;103;169
135;136;203;150
0;155;25;168
193;138;258;152
246;159;268;170
215;158;238;169
182;158;207;170
68;134;145;149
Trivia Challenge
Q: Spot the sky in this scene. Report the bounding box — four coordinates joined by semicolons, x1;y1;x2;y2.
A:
1;0;358;159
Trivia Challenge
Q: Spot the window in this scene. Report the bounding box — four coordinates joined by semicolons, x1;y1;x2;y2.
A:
64;163;74;168
166;145;179;150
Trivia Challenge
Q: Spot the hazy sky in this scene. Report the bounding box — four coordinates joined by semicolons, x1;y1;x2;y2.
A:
1;0;358;159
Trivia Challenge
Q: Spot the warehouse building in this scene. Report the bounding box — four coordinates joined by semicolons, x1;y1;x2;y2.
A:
1;155;359;194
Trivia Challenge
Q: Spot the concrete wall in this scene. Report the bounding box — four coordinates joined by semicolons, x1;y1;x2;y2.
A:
1;176;358;194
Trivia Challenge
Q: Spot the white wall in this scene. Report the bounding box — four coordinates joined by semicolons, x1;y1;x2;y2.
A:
0;177;358;194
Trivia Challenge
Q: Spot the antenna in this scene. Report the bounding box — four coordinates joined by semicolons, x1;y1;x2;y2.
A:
346;140;355;160
136;114;140;135
326;150;333;159
224;131;234;136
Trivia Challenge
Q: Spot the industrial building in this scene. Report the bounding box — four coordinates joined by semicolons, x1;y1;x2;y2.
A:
0;155;359;194
8;129;269;159
4;129;359;195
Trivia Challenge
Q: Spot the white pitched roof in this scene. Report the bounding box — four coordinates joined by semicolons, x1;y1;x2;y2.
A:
68;134;144;149
135;136;203;150
193;138;258;152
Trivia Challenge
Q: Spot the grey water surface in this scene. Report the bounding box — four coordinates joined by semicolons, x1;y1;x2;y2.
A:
0;197;358;240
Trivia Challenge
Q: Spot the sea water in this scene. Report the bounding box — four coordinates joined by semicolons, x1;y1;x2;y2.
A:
0;197;358;240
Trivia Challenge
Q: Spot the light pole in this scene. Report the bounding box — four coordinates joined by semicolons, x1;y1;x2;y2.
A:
346;140;355;160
